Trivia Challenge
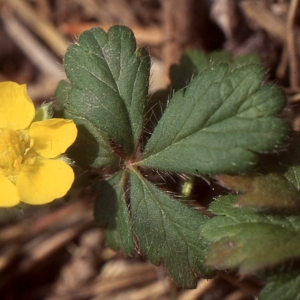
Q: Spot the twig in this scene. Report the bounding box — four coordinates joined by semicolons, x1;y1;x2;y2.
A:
287;0;300;89
276;47;288;80
288;93;300;102
162;0;205;73
240;1;286;42
218;271;262;297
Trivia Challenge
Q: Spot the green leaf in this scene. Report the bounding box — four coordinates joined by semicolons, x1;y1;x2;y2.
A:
144;89;169;136
230;52;262;69
216;173;300;211
94;170;134;255
284;165;300;190
138;64;288;174
202;196;300;274
57;88;120;168
169;50;261;92
129;169;214;288
209;50;233;63
56;25;150;162
169;49;208;91
259;271;300;300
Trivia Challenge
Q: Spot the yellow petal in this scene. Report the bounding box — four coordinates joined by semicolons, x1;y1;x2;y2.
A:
0;174;20;207
30;119;77;158
16;159;74;205
0;82;35;130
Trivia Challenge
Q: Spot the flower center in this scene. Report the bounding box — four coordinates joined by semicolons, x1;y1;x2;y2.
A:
0;128;35;181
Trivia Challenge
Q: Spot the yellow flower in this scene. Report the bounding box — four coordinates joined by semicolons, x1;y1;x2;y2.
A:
0;81;77;207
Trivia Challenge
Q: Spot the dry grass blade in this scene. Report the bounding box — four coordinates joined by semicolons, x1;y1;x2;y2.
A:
178;279;214;300
47;261;165;300
2;13;64;80
223;290;251;300
2;0;69;56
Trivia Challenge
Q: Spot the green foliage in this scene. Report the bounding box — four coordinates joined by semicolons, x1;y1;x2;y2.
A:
169;49;261;91
56;26;150;166
130;169;214;287
202;196;300;273
93;171;134;254
139;63;287;174
201;132;300;298
56;25;295;294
